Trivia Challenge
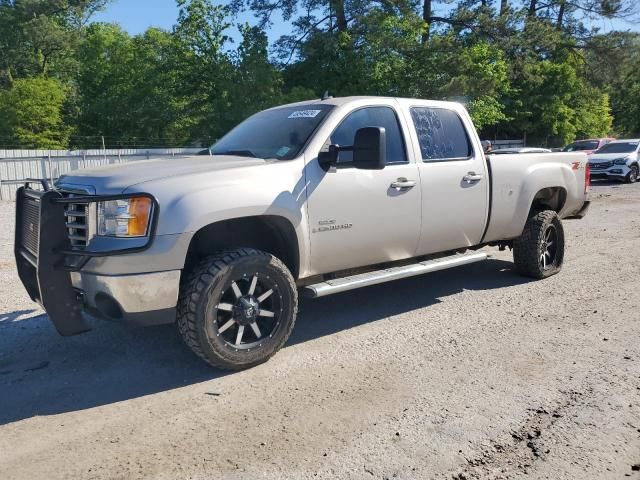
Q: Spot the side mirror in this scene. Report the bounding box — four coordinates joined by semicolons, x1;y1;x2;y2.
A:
318;144;339;166
353;127;386;170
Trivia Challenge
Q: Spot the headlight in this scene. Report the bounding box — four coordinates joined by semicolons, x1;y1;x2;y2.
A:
97;197;153;237
613;157;629;165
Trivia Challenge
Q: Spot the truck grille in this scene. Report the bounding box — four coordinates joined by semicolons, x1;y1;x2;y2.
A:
590;161;612;169
64;201;90;247
21;195;41;256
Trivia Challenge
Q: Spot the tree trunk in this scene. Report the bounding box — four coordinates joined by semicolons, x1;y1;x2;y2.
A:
528;0;537;18
500;0;508;16
422;0;432;43
556;0;566;29
330;0;347;32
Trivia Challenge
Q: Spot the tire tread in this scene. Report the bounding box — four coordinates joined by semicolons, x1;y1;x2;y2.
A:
513;210;563;279
177;248;297;370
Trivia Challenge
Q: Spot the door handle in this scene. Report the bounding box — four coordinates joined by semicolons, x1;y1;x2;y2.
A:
390;178;417;190
462;172;483;184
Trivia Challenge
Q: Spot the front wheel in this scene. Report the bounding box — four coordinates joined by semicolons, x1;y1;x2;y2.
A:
513;210;565;279
177;249;298;370
626;164;638;184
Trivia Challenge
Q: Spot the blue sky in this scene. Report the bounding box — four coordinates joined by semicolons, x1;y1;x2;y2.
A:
92;0;290;44
93;0;639;41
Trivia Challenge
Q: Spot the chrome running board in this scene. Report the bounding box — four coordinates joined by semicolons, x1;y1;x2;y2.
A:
303;252;489;298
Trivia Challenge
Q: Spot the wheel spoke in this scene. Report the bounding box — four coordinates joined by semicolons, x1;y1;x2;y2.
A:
218;319;236;334
257;289;273;303
216;302;234;312
541;253;547;269
250;322;262;339
546;240;554;248
248;275;258;295
231;281;243;299
235;325;245;345
258;309;274;318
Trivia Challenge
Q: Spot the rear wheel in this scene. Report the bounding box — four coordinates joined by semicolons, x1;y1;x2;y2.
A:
626;164;638;184
177;248;298;370
513;210;564;279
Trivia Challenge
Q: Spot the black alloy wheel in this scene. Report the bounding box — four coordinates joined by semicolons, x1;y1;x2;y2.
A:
177;249;298;370
209;272;282;351
539;224;558;272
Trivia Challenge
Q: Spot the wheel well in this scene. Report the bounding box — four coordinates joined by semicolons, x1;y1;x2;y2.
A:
530;187;567;216
185;216;300;279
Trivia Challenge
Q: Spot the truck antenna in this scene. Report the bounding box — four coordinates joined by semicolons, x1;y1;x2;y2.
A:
321;90;332;100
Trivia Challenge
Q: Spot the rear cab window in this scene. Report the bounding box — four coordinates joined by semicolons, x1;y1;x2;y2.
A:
409;107;473;161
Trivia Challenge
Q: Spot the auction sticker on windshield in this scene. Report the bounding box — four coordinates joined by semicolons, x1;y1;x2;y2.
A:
288;110;322;119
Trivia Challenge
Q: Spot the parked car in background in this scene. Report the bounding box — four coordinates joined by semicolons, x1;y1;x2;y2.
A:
563;138;615;155
481;140;492;153
492;147;552;154
588;139;639;183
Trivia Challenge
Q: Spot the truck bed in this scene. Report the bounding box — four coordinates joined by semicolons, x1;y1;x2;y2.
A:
483;152;589;243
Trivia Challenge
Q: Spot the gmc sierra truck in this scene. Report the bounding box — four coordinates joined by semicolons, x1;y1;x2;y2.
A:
15;96;590;369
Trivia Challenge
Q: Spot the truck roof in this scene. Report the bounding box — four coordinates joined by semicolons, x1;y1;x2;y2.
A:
270;95;465;110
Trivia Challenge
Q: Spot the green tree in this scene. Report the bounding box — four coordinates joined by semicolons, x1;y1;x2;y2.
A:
438;41;510;130
585;32;640;136
172;0;235;143
76;23;188;147
228;25;286;125
0;0;110;86
2;0;636;149
75;23;137;145
0;76;71;148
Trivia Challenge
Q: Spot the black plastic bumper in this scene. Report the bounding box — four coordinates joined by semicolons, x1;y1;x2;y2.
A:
14;185;158;336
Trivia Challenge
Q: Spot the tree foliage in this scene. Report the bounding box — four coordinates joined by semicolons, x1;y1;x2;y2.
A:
0;0;638;149
0;77;71;148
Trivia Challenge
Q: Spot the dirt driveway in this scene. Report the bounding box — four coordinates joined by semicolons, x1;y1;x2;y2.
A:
0;181;639;480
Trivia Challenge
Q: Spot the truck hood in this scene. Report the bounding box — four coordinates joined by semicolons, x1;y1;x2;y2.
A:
56;155;269;193
588;153;634;162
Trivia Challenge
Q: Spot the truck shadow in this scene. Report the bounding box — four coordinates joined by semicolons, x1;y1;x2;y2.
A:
0;258;529;425
289;258;530;345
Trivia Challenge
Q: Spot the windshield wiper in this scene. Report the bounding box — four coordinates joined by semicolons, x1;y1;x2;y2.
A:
213;149;257;158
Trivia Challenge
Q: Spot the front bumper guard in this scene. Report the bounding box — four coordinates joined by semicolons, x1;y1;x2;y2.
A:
14;185;158;336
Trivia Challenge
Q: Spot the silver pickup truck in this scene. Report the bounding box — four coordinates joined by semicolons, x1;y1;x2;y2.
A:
15;96;590;369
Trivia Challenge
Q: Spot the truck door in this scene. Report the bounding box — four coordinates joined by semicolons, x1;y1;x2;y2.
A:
406;105;489;255
305;104;421;275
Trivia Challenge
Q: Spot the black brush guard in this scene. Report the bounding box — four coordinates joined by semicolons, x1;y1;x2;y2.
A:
15;186;89;336
14;184;158;336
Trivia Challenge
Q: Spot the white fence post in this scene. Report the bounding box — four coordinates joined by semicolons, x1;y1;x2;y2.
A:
40;156;47;184
47;152;54;188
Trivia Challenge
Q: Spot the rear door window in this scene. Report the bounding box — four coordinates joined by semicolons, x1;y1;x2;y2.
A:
410;107;472;161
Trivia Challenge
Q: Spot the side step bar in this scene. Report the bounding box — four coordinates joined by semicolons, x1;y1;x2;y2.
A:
303;252;489;298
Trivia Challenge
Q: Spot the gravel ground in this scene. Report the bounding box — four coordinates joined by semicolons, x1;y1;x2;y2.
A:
0;181;639;480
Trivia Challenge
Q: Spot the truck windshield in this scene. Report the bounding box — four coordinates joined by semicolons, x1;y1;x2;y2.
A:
211;104;334;160
595;142;638;154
